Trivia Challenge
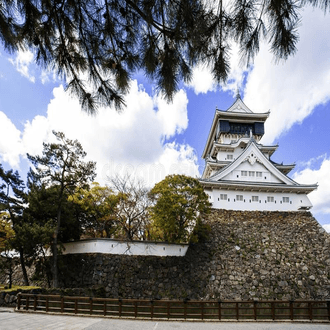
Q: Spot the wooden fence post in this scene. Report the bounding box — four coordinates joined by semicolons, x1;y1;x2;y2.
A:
271;301;275;320
45;296;49;312
103;300;107;317
26;296;29;311
60;296;64;313
327;301;330;321
33;295;37;311
308;301;312;320
253;301;257;320
183;300;187;319
74;298;78;314
90;297;93;315
289;300;294;320
17;293;21;310
218;300;222;320
236;302;239;320
150;300;154;319
119;298;122;317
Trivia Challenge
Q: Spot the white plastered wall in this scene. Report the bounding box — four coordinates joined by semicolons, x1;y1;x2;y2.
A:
61;239;189;257
204;189;313;211
222;162;283;184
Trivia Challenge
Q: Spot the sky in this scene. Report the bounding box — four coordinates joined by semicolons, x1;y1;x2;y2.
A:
0;5;330;231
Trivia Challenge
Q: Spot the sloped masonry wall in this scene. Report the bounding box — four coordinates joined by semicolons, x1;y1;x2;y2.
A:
58;210;330;300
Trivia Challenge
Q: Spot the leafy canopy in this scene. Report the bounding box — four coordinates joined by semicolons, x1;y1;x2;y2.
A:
27;130;96;288
0;212;14;253
149;174;211;243
70;182;122;238
1;0;328;113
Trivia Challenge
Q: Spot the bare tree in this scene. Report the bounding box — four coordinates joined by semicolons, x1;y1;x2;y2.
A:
108;175;151;241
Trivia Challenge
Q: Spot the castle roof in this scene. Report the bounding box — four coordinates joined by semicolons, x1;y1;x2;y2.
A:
202;96;269;159
200;139;317;195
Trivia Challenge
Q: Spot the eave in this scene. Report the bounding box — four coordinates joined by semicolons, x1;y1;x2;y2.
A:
200;180;318;195
202;109;270;159
274;164;296;175
216;110;270;122
209;139;278;158
259;145;278;157
202;160;229;179
210;139;299;186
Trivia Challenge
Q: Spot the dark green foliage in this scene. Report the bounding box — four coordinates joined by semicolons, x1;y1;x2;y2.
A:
190;218;211;244
0;0;327;113
149;174;211;243
27;131;96;288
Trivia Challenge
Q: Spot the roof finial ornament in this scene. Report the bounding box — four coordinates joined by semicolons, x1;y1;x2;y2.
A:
236;87;241;100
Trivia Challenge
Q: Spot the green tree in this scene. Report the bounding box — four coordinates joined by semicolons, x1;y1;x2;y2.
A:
149;174;211;243
27;131;96;288
0;165;32;286
70;182;122;238
0;0;328;113
26;178;80;287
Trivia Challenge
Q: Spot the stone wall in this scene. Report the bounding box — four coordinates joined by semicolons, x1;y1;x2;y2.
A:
57;210;330;300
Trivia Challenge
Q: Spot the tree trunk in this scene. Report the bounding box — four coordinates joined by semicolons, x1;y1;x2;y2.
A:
19;247;29;286
8;257;12;289
52;204;62;288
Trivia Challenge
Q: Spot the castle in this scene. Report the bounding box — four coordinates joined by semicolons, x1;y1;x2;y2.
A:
200;94;317;211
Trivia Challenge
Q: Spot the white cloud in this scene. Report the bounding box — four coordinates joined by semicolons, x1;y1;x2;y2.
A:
40;69;59;84
9;50;35;83
0;112;23;167
323;224;330;233
244;6;330;144
155;90;188;139
187;43;247;96
188;64;216;95
293;156;330;215
1;80;199;187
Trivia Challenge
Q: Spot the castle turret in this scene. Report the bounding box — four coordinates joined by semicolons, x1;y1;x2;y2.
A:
200;95;317;211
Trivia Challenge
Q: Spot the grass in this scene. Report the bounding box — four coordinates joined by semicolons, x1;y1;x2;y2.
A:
0;284;40;293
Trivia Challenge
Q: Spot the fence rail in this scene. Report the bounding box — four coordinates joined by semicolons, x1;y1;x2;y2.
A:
16;293;330;321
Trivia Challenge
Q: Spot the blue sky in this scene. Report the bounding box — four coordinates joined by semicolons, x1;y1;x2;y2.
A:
0;5;330;230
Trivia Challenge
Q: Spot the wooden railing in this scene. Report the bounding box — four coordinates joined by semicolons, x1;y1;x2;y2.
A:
16;294;330;321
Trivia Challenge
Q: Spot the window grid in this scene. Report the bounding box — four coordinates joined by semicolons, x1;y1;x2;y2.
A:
256;172;262;177
249;171;255;177
283;197;290;203
220;194;227;200
252;196;259;202
267;196;274;202
241;171;247;176
236;195;243;201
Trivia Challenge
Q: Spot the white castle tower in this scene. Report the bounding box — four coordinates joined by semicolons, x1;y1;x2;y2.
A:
200;93;317;211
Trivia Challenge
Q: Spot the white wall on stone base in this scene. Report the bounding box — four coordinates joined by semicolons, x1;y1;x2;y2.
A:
62;239;188;257
205;189;312;211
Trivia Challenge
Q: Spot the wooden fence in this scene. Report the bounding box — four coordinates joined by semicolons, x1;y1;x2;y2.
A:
17;293;330;321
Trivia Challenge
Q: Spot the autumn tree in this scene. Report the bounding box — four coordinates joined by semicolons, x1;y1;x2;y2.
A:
27;131;96;288
0;212;15;288
0;0;328;113
149;174;211;243
0;165;32;285
70;182;122;238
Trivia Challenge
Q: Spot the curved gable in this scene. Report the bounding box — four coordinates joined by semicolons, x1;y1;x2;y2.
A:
209;140;298;186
